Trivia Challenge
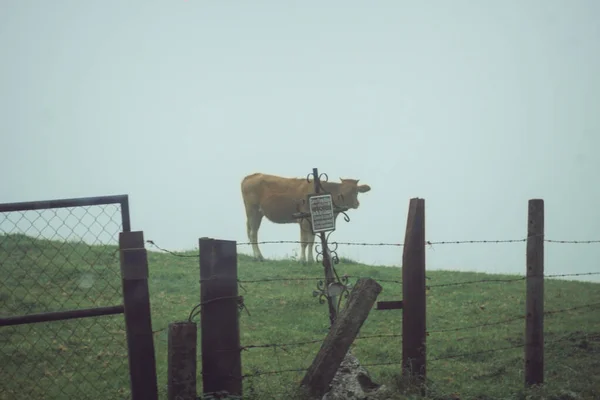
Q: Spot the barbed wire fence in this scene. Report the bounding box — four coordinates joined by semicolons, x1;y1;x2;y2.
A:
146;232;600;399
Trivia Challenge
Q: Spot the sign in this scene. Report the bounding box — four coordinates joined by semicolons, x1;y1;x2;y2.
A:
308;194;336;234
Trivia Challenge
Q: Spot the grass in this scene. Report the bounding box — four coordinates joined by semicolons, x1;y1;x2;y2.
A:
1;233;599;400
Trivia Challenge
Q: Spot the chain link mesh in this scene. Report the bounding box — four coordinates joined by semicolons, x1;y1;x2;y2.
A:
0;203;131;400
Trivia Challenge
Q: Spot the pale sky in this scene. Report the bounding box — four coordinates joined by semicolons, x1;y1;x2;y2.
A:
2;1;599;282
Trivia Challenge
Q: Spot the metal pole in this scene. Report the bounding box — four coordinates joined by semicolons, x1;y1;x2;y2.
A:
313;168;337;325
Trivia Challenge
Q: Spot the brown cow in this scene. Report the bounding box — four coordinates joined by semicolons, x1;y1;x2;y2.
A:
241;172;371;264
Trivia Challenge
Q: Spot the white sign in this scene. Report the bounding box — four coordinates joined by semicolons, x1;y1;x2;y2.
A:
309;194;336;234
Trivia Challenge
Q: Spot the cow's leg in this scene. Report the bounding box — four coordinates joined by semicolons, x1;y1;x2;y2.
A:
299;220;309;264
299;220;316;264
245;205;265;261
306;230;316;264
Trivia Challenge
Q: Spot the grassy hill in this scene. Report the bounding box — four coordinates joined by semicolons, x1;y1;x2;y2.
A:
1;233;599;400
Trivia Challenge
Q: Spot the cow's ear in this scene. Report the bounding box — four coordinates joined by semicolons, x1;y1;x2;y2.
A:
339;177;344;182
358;184;371;193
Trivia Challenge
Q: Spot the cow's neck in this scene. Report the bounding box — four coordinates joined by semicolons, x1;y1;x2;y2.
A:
318;181;342;195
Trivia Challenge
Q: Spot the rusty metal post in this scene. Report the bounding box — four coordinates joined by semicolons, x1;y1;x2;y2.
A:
313;167;338;326
525;199;544;387
119;231;159;400
402;198;427;385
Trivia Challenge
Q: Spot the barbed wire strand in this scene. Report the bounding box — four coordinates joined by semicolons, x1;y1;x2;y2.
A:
241;333;405;353
364;330;600;369
427;301;600;335
146;240;599;290
148;296;600;382
431;330;600;363
241;330;599;377
428;271;600;289
242;367;307;379
198;271;600;289
428;276;526;288
145;235;600;258
237;301;600;358
148;298;600;357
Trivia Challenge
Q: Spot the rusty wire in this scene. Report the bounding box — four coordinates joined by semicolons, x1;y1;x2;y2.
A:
146;235;600;256
427;301;600;335
233;235;600;247
236;301;600;359
429;330;600;363
242;367;308;379
362;330;600;369
140;237;600;387
427;271;600;290
188;295;249;323
238;330;600;378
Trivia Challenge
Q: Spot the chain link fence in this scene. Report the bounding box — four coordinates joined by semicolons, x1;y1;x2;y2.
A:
0;196;132;400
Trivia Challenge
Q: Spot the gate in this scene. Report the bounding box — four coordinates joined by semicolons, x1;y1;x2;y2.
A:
0;195;158;400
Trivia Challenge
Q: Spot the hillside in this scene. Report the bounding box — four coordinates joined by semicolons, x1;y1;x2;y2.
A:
1;233;599;400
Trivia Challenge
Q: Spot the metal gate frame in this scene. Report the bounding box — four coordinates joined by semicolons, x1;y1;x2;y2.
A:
0;194;158;400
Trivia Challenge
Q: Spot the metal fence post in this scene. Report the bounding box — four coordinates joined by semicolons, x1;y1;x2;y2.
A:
402;198;427;384
168;321;198;400
525;199;544;387
120;231;159;400
199;237;242;398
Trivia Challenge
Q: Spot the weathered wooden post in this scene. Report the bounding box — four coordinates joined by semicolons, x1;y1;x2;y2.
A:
199;237;242;398
402;198;427;384
301;278;383;398
119;231;159;400
525;199;544;387
168;321;197;400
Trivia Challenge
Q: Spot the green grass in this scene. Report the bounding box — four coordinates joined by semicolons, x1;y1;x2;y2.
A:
1;233;599;400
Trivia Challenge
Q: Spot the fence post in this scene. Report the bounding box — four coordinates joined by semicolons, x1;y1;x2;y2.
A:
300;277;383;398
199;237;242;398
402;198;427;384
525;199;544;387
119;231;159;400
168;321;198;400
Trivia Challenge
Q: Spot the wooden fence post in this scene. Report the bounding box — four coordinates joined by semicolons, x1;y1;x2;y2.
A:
119;231;159;400
525;199;544;387
199;237;242;398
301;278;383;398
402;198;427;384
168;321;198;400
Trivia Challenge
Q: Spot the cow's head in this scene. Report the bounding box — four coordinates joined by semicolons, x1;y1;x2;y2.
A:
336;178;371;209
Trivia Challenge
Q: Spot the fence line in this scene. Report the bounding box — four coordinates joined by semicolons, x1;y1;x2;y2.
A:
146;230;599;396
183;300;600;363
169;244;598;395
238;328;600;377
145;240;600;334
227;327;600;380
146;236;600;256
145;238;600;287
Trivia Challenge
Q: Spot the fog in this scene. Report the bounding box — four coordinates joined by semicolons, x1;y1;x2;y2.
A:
2;1;599;282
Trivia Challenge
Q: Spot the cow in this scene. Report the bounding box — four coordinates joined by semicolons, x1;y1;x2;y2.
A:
241;172;371;264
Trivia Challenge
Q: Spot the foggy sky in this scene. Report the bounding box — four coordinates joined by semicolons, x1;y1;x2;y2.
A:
1;1;599;282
